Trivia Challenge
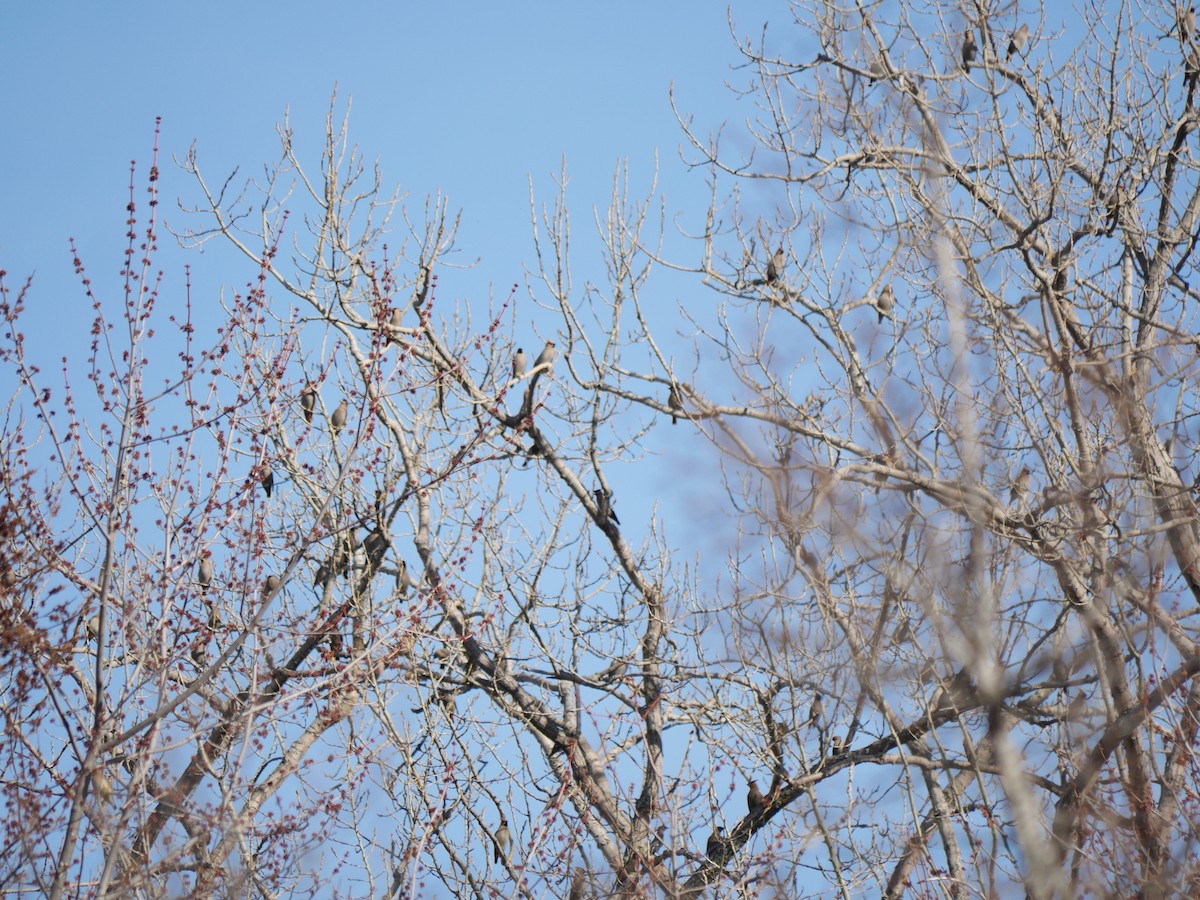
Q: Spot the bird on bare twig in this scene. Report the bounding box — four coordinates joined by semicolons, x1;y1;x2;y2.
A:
668;383;684;424
330;398;348;436
300;383;316;424
512;348;526;379
1007;23;1030;61
962;31;978;73
766;246;784;284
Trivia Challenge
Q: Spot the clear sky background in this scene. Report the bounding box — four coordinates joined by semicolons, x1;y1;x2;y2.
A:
0;1;801;559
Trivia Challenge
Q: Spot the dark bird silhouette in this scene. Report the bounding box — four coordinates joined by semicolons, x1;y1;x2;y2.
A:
747;780;765;816
494;818;511;863
705;826;727;862
512;348;527;379
766;247;784;284
962;31;978;73
330;398;348;436
300;384;317;424
593;488;620;526
261;468;274;498
668;383;684;424
363;525;390;572
1007;23;1029;61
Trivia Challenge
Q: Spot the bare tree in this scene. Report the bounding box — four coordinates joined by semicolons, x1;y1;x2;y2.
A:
6;2;1200;897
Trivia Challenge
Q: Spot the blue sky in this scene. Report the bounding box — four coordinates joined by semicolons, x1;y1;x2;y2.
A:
0;2;795;553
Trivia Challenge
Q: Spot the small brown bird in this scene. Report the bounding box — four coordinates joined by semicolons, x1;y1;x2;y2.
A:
260;468;274;498
494;817;511;863
830;734;846;756
197;557;214;594
92;768;113;804
262;575;281;598
396;559;414;596
512;348;527;379
875;283;895;323
330;399;348;436
1181;6;1196;44
1007;23;1029;61
0;570;16;588
668;383;684;425
806;692;824;728
314;561;333;590
766;246;784;283
1068;691;1087;721
1009;466;1031;505
747;780;765;816
962;30;978;74
593;488;620;526
388;307;403;338
364;526;390;571
533;340;556;373
85;613;100;641
568;868;587;900
300;384;317;424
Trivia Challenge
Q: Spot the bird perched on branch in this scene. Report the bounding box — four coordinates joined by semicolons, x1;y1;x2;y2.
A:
805;692;824;728
396;558;413;596
512;348;526;379
961;30;978;73
1009;466;1031;506
705;826;727;862
875;282;895;323
1007;23;1029;61
300;383;316;424
668;383;684;424
533;340;556;374
262;575;280;598
494;818;511;863
330;399;348;436
260;468;274;498
1181;5;1196;45
766;246;784;284
747;780;765;816
197;557;213;594
593;488;620;526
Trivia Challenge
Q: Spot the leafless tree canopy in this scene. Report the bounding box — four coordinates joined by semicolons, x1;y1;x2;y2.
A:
3;2;1200;897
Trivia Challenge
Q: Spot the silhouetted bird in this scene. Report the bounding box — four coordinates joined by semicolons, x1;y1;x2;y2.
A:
705;826;727;862
668;384;684;424
330;399;348;436
314;561;333;590
364;526;390;571
766;247;784;284
261;468;274;498
961;31;978;73
512;348;526;379
593;488;620;526
747;780;765;816
300;384;316;424
1007;23;1029;61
